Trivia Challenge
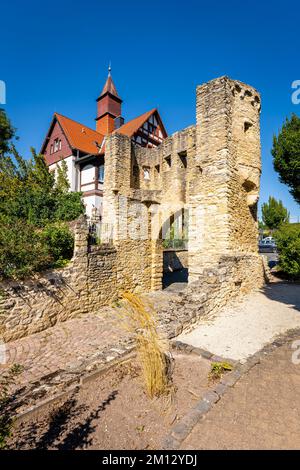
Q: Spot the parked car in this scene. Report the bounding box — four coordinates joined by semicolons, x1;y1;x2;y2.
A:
259;238;277;253
263;236;275;244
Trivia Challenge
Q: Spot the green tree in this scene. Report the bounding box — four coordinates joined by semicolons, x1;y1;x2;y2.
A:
0;111;85;279
274;224;300;279
0;108;15;155
261;196;289;230
0;218;51;278
55;192;85;221
272;114;300;204
0;146;56;226
56;159;70;193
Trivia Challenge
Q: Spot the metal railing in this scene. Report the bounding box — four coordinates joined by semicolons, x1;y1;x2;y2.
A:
88;222;114;246
162;239;188;250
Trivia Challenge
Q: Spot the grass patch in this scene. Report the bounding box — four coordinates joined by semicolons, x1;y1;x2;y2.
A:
209;361;233;381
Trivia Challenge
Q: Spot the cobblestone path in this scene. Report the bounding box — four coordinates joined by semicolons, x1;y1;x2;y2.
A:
181;339;300;449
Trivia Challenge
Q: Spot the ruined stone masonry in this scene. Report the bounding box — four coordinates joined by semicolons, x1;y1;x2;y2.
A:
0;76;266;342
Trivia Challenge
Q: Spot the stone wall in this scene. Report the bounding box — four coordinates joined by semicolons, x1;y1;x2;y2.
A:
188;76;261;281
0;216;153;342
159;253;268;339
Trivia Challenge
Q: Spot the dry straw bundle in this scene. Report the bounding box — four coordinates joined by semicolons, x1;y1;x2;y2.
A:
117;292;172;398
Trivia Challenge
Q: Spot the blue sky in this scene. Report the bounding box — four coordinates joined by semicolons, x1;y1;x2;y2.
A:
1;0;299;220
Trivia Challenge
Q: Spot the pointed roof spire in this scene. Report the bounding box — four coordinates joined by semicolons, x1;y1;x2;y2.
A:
99;63;119;98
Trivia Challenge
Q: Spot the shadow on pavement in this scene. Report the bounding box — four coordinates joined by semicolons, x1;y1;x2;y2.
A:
163;268;188;291
12;388;118;450
261;282;300;313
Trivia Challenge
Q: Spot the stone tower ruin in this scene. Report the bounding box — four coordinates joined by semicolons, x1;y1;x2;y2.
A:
102;76;262;289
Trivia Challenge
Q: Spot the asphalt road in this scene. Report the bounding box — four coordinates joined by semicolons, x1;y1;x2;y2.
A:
260;251;278;268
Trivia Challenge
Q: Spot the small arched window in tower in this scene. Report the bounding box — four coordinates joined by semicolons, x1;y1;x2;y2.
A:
244;121;253;133
164;155;171;170
50;144;53;154
59;139;62;150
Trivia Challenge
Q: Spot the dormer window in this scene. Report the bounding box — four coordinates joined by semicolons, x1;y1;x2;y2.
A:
54;138;59;152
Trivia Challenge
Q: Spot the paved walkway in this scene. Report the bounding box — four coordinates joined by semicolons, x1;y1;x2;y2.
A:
0;308;127;387
0;290;176;389
181;339;300;449
177;283;300;361
1;281;300;405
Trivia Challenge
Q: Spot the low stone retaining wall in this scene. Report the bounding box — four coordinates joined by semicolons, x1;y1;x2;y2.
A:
158;253;267;339
0;217;156;342
0;245;118;342
163;250;188;273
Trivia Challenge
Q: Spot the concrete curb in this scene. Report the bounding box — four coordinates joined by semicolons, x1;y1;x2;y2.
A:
11;344;135;421
171;340;238;365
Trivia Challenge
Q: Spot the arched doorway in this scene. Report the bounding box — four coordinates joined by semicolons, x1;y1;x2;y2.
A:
160;208;189;290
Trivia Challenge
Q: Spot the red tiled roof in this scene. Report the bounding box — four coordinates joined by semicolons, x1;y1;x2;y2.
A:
100;75;120;98
55;113;104;154
114;109;157;137
43;108;166;157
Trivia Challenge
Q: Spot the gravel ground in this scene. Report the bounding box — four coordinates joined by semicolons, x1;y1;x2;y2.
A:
9;352;214;450
177;282;300;361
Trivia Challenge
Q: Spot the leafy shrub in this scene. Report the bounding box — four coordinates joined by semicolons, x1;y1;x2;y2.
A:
274;224;300;279
40;223;74;267
0;124;84;278
0;219;74;279
0;218;51;279
261;196;289;230
54;192;85;222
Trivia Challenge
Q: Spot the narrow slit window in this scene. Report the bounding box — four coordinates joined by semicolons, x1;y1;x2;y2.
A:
178;151;187;168
143;166;150;180
164;155;171;169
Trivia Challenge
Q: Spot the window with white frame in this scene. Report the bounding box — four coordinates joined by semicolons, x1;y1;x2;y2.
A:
54;138;59;152
81;164;95;185
98;164;104;183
